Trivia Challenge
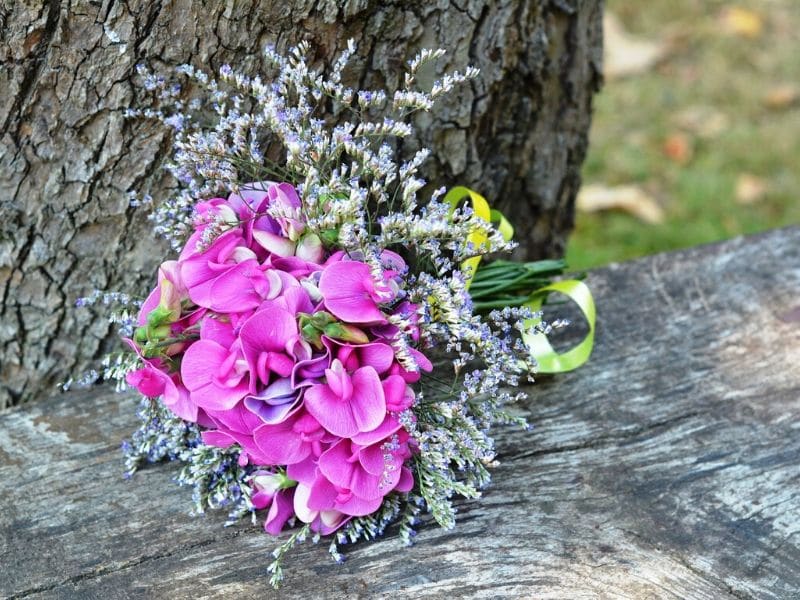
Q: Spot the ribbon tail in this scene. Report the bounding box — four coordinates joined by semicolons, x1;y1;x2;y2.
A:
521;279;596;374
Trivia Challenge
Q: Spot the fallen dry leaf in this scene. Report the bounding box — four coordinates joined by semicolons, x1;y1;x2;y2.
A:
662;132;693;165
735;174;768;205
763;84;800;110
577;184;665;224
604;13;668;80
719;7;764;38
672;106;729;139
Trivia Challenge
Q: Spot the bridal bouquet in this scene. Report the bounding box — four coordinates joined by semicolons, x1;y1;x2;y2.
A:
86;41;594;586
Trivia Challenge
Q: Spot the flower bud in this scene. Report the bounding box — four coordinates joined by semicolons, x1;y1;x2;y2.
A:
295;233;324;264
157;280;182;321
323;322;370;344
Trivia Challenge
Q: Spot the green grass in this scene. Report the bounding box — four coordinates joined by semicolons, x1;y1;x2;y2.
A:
567;0;800;270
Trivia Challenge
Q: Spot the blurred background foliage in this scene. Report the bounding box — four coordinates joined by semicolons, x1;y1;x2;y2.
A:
567;0;800;269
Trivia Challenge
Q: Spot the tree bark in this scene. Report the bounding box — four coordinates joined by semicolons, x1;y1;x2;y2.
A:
0;0;603;407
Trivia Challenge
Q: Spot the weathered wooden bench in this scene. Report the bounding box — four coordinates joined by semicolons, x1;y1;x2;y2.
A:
2;227;799;599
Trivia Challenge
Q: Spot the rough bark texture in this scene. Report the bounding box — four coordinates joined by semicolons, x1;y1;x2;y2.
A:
2;227;800;599
0;0;603;408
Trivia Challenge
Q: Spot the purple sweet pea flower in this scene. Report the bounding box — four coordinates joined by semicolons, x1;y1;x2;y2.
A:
201;427;273;466
264;487;297;535
252;408;331;465
180;230;270;313
292;481;352;534
244;377;301;424
181;339;250;411
291;348;330;389
317;431;413;503
126;362;199;423
322;336;395;375
248;471;298;534
303;359;386;437
248;183;304;257
238;302;300;390
224;182;285;252
318;260;392;325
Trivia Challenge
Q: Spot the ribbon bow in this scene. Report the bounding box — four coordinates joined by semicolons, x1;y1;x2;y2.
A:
445;186;595;374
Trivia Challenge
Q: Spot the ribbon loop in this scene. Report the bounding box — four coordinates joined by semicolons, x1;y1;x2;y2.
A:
444;186;513;288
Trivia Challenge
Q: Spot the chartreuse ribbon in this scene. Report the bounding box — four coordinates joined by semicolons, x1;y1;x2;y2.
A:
521;279;595;373
445;186;595;374
444;186;514;287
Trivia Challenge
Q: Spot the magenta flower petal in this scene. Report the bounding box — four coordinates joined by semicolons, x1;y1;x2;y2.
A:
395;466;414;493
324;337;395;374
204;425;273;465
205;260;266;312
239;303;299;387
317;440;355;487
181;230;239;277
350;367;386;433
319;261;387;324
240;303;298;354
285;455;319;487
251;490;273;510
411;348;433;372
264;488;296;535
181;340;228;388
358;343;395;374
271;255;323;277
380;249;406;273
381;375;409;411
252;409;321;465
189;381;249;412
305;365;386;437
307;477;339;512
304;382;359;438
201;430;236;448
200;317;236;349
253;425;308;465
349;467;382;500
181;340;249;411
126;366;166;398
319;440;383;500
358;444;386;476
206;402;263;434
280;285;314;315
350;415;402;446
162;379;199;423
335;492;383;517
270;182;301;209
229;182;272;218
389;348;433;383
252;229;296;257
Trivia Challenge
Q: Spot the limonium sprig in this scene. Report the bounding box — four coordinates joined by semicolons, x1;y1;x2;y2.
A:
100;40;566;587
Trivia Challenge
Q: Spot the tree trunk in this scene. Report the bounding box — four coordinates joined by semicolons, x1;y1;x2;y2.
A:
0;0;602;407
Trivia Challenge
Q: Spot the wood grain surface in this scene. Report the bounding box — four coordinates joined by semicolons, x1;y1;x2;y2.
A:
2;227;799;599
